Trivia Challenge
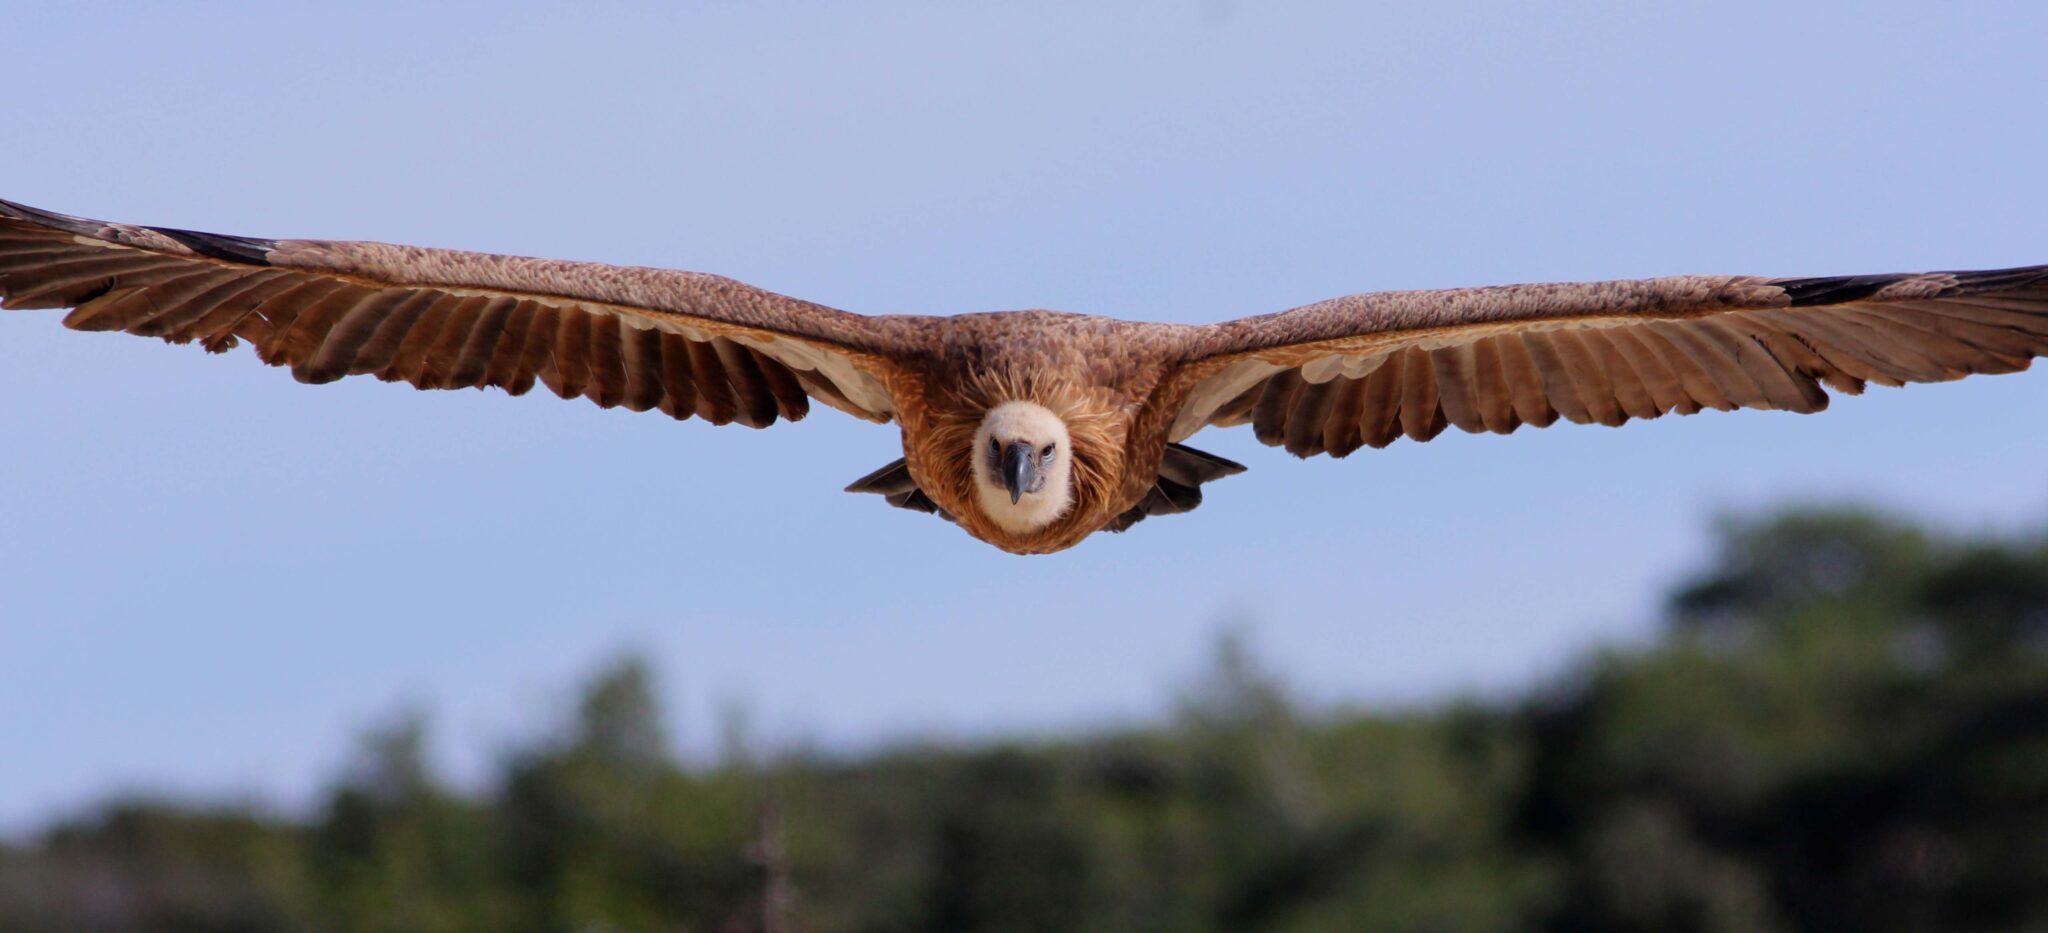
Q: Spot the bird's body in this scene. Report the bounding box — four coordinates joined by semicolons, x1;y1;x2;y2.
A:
4;197;2045;554
872;310;1196;553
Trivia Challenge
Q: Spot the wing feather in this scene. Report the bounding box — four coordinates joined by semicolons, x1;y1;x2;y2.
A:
449;296;519;389
1283;377;1335;456
1320;373;1369;455
1251;369;1303;448
1594;328;1683;417
713;337;781;428
1396;346;1448;441
684;337;738;425
657;331;700;421
1431;341;1487;433
1173;264;2048;455
1546;330;1627;426
508;303;561;396
1581;330;1662;421
538;300;594;400
0;199;896;427
751;345;813;422
1466;337;1520;434
583;311;630;408
619;322;667;413
1355;351;1405;450
1519;332;1594;425
1493;333;1558;428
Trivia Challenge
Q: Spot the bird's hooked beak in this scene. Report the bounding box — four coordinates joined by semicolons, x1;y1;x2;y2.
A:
1001;440;1037;505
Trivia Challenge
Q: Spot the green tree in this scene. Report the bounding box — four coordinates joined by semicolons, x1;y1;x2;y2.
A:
311;710;505;932
4;505;2046;932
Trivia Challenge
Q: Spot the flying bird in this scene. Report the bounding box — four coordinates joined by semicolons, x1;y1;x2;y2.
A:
4;198;2045;554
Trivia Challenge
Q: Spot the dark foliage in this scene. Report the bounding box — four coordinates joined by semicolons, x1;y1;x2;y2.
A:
5;506;2047;931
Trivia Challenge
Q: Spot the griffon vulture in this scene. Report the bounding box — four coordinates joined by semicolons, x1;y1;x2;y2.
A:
4;198;2045;554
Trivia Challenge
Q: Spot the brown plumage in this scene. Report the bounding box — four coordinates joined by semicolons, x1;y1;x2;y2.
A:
4;198;2046;554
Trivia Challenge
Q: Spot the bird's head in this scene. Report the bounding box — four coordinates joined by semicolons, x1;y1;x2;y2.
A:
969;400;1074;533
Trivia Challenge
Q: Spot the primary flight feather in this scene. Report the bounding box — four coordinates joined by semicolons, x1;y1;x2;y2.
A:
4;198;2044;554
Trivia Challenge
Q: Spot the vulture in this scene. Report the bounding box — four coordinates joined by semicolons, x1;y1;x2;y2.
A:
3;198;2046;554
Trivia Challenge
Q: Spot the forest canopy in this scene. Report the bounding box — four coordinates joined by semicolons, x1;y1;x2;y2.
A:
5;504;2047;932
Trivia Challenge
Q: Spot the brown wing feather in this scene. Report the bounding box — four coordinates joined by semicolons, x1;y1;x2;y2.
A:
0;199;897;426
1172;265;2048;455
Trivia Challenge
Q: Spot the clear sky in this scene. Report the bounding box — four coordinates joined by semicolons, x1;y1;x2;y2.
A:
4;2;2046;833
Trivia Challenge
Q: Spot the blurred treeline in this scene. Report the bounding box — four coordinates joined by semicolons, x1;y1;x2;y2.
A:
4;505;2048;932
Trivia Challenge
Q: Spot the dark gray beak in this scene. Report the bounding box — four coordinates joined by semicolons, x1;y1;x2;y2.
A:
1001;440;1037;504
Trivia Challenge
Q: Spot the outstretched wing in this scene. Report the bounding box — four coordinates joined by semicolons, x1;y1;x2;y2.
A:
1170;265;2048;456
0;199;896;426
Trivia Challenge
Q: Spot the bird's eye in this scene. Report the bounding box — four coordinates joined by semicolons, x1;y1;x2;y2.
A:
990;437;1001;454
1041;444;1056;459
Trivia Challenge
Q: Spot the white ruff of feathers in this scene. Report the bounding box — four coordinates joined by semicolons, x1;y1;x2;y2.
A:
970;400;1074;533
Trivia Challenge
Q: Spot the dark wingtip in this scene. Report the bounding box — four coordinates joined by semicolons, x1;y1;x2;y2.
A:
0;198;275;266
1940;263;2048;295
0;198;101;236
149;226;274;266
1775;264;2048;307
1774;274;1896;307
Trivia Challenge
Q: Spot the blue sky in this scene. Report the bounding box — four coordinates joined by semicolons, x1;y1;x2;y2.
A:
3;1;2046;832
